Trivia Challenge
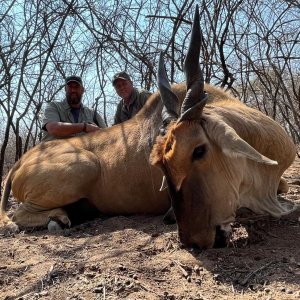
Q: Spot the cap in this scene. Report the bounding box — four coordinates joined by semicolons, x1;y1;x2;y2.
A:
65;76;83;86
112;71;131;86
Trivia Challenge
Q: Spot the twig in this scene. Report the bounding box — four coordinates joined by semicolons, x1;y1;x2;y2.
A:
240;261;274;286
153;277;166;282
260;228;278;238
173;260;188;278
137;282;149;291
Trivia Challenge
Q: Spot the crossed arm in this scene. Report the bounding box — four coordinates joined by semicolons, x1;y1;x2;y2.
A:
45;121;100;137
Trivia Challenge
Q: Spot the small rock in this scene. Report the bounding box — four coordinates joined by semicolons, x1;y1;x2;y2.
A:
290;257;296;264
264;288;271;293
63;229;71;236
39;290;49;296
118;264;127;271
194;265;201;274
89;265;100;272
213;274;221;281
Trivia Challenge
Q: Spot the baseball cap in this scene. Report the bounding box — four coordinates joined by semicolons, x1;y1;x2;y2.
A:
65;75;83;86
112;71;131;86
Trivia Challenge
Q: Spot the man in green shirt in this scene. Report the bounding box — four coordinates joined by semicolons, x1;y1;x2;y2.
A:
42;76;106;141
112;71;152;125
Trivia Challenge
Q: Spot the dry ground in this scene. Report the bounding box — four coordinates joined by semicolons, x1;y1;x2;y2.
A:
0;156;300;300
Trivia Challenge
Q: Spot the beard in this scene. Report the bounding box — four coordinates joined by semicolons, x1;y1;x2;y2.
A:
66;92;82;105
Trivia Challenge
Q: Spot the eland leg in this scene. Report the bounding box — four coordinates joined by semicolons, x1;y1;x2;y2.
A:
12;202;70;231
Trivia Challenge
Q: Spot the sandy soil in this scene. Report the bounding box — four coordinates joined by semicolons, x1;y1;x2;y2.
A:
0;156;299;300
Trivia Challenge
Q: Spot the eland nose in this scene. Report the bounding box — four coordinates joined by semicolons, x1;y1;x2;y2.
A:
178;231;215;250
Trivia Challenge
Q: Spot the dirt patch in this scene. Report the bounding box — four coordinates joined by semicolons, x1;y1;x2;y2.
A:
1;156;300;300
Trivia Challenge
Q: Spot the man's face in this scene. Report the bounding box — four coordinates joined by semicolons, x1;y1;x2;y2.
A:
66;82;84;106
114;79;134;102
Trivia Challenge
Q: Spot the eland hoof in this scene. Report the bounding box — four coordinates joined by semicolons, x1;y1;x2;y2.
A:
0;222;20;236
47;220;63;232
47;215;71;232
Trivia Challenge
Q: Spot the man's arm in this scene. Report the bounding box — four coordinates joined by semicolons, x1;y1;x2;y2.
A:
43;102;100;138
45;122;83;136
45;121;100;137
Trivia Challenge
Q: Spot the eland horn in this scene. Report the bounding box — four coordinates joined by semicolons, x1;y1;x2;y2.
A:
158;52;179;129
180;5;207;121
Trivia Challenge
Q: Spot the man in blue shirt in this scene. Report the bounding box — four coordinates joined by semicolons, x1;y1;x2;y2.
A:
42;76;106;141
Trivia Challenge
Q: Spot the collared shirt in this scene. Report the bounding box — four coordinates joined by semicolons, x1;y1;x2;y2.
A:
41;99;106;141
113;88;152;125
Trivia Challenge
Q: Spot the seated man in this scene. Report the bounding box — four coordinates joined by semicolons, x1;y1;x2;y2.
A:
112;71;152;125
42;75;106;141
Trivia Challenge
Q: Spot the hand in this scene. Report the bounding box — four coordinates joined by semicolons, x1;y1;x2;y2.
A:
85;122;101;133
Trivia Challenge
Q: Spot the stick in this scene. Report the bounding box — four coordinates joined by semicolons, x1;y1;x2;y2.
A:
173;260;188;278
240;261;274;286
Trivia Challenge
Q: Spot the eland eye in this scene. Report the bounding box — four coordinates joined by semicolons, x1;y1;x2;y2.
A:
192;145;206;161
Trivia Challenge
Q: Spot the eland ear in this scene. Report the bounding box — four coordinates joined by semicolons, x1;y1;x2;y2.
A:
150;135;166;168
223;138;278;165
204;114;278;165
